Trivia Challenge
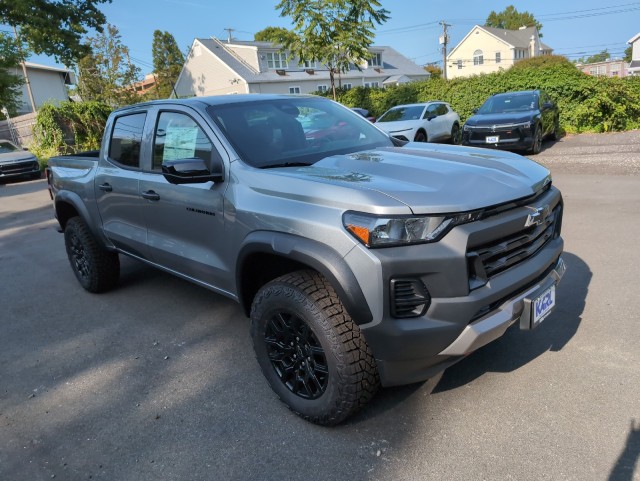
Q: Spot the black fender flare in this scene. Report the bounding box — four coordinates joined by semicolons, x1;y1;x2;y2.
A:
54;190;111;247
236;231;373;325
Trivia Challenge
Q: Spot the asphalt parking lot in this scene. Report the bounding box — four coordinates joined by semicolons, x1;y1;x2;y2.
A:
1;131;639;481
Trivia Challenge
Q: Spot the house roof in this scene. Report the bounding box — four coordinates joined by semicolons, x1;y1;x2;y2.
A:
628;32;640;44
629;60;640;69
480;26;552;51
194;37;429;84
24;62;71;74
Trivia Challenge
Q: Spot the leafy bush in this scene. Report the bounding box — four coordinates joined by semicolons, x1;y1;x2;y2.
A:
336;56;640;133
30;101;112;163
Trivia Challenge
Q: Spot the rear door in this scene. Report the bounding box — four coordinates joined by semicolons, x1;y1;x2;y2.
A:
95;111;151;260
138;106;233;292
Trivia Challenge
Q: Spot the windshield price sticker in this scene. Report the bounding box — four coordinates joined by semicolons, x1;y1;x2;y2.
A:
532;285;556;326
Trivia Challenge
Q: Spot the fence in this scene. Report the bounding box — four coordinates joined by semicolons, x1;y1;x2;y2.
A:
0;112;37;147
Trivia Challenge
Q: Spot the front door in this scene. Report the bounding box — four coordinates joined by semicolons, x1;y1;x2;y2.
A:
138;109;232;292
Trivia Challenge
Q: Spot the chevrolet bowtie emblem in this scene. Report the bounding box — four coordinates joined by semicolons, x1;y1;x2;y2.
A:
525;205;550;227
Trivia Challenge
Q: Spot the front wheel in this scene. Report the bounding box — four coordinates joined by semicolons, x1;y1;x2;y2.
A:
414;130;427;142
250;270;379;425
529;126;543;155
450;123;462;145
64;217;120;293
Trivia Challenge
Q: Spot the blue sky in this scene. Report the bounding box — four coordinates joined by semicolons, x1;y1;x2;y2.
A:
27;0;640;72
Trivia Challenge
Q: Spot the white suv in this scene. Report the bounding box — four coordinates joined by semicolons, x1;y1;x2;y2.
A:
375;101;461;144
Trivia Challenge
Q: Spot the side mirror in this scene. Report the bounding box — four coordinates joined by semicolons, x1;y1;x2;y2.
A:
426;114;437;121
162;157;224;185
542;102;554;110
472;108;478;114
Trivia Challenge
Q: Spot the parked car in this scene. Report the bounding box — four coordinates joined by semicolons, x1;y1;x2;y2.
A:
375;101;461;144
0;140;41;181
47;94;565;425
350;107;376;122
462;90;559;155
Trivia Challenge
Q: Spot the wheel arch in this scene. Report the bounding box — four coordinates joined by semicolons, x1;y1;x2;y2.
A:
236;231;373;325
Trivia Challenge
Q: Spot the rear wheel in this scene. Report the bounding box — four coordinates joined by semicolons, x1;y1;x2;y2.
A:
414;130;427;142
250;270;379;425
64;217;120;293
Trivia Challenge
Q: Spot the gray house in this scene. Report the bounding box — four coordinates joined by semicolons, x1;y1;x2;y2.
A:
10;62;75;114
174;37;429;97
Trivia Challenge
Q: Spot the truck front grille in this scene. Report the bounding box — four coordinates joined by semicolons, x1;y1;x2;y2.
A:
467;204;562;284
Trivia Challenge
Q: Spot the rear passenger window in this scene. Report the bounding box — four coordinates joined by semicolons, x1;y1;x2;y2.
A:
109;113;146;168
436;104;449;115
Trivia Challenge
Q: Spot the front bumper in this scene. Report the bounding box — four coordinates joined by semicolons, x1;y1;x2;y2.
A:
462;127;534;151
0;159;41;179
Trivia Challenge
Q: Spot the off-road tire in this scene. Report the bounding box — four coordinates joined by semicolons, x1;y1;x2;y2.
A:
250;270;379;425
64;216;120;293
529;126;543;155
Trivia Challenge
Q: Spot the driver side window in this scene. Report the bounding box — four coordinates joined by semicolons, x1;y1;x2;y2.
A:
153;112;217;171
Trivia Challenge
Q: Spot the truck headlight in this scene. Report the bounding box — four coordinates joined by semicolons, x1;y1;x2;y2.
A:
343;211;482;248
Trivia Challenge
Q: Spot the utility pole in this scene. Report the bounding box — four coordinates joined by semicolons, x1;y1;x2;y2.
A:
13;26;37;113
224;28;234;43
439;21;451;81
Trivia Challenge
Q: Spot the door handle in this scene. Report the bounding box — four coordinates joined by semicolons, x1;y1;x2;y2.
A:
141;190;160;201
98;182;112;192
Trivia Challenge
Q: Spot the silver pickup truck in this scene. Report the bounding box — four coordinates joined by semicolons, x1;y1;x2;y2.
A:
47;94;565;425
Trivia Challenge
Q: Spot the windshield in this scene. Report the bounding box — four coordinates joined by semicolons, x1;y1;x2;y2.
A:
377;105;425;122
477;94;538;114
207;97;392;168
0;141;20;154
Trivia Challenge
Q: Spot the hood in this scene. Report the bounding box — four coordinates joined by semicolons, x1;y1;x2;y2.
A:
0;151;37;164
465;111;538;126
260;143;551;214
375;119;421;134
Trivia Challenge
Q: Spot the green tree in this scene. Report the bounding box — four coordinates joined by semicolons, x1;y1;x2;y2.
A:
274;0;389;100
75;24;141;107
254;26;291;42
485;5;542;36
0;0;111;65
151;30;185;99
0;33;25;114
624;46;632;62
576;49;610;64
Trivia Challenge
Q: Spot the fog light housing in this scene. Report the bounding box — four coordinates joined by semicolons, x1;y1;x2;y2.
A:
390;278;431;318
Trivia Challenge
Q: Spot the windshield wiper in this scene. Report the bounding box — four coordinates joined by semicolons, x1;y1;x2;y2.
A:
261;162;313;169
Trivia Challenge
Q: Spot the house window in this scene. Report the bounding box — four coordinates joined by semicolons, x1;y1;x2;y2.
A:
267;52;288;69
495;52;501;64
457;60;463;69
473;50;484;66
368;53;382;67
317;85;328;92
289;86;301;94
343;83;352;90
364;81;379;88
303;60;317;69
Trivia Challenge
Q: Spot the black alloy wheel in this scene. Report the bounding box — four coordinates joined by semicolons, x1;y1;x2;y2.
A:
530;126;543;155
264;311;329;399
451;123;462;144
414;130;427;142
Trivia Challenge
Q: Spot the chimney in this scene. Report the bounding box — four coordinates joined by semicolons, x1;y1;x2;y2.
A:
530;35;536;58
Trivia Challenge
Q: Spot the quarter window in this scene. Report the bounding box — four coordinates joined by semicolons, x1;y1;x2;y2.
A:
108;113;146;168
152;112;216;171
473;50;484;66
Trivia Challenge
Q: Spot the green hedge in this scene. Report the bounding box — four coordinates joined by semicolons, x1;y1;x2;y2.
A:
335;56;640;133
30;101;112;165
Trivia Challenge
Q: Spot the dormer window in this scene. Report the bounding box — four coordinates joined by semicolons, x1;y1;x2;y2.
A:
368;53;382;67
303;60;317;69
267;52;288;69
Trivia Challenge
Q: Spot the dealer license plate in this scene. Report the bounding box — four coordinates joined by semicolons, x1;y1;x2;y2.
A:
486;135;499;143
532;285;556;327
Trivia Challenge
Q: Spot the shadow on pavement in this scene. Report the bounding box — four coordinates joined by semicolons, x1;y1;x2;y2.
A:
608;420;640;481
433;251;588;393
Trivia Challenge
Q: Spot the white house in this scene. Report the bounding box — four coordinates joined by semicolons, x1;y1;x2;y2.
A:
447;25;553;79
10;62;75;114
628;32;640;76
174;37;429;97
